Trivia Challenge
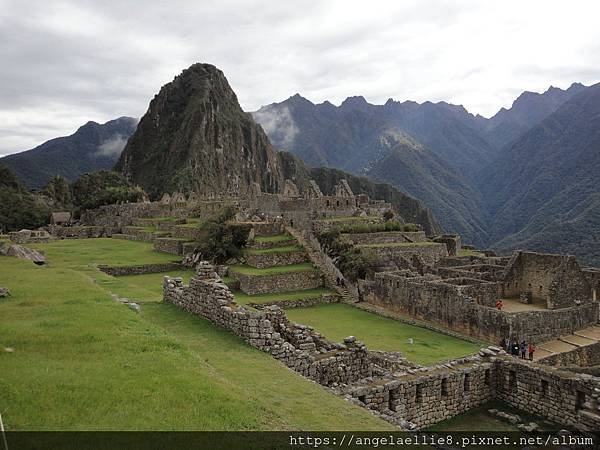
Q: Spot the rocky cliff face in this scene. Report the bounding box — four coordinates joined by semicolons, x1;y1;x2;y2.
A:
116;63;284;197
115;63;441;234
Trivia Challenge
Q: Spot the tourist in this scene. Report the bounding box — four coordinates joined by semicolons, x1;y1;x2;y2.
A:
505;338;512;353
511;340;520;357
520;340;527;359
340;278;345;288
528;343;535;361
495;299;503;310
336;277;340;286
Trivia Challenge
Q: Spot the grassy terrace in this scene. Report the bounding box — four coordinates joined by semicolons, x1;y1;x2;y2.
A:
229;263;316;276
285;304;481;365
29;238;178;267
356;241;440;248
244;245;302;255
232;288;335;306
101;270;195;303
253;234;293;244
0;239;392;430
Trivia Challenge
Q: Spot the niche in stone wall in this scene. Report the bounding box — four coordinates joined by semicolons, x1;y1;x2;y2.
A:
508;370;517;389
388;389;398;411
541;379;548;397
416;384;423;403
441;378;448;396
463;374;471;392
484;369;490;386
576;391;586;411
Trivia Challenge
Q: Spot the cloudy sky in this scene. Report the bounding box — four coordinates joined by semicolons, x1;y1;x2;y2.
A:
1;0;599;157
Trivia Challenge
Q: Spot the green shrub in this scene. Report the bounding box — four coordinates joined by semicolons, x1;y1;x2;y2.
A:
195;207;251;263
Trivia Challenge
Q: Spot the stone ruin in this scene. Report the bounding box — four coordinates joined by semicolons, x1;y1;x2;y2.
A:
0;286;10;298
164;262;600;432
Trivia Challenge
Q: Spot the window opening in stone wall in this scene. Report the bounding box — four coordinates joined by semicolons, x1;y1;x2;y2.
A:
576;391;586;410
463;373;470;392
509;370;516;388
388;389;397;411
484;369;490;386
358;395;366;404
541;379;548;397
441;378;448;396
416;384;423;403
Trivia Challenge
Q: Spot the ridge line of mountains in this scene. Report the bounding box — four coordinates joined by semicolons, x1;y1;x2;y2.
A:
1;65;598;264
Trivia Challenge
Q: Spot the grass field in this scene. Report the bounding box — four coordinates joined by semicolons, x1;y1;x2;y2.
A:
229;263;316;276
244;245;302;255
458;249;485;257
0;239;392;431
253;234;293;243
232;288;335;306
100;270;195;303
285;304;481;365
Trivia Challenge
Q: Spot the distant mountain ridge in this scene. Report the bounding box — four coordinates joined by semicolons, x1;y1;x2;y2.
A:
115;63;441;234
0;117;137;189
253;82;600;265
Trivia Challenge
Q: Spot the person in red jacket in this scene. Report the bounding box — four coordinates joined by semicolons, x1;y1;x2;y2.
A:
528;343;535;361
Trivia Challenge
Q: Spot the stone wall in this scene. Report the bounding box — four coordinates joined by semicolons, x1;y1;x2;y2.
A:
232;269;323;295
358;243;447;265
364;272;599;343
170;225;203;240
249;293;339;310
346;360;495;428
496;358;600;432
244;249;307;269
502;252;592;309
583;268;600;302
341;231;427;246
154;238;188;255
163;263;370;386
539;341;600;368
49;225;110;239
99;262;181;276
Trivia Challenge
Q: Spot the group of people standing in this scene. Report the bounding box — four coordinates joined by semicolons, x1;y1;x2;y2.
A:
501;337;535;360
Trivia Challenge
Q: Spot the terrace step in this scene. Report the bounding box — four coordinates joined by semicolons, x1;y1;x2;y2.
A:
285;226;355;304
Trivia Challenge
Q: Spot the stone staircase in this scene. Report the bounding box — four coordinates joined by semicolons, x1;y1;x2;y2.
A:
285;226;355;304
534;325;600;361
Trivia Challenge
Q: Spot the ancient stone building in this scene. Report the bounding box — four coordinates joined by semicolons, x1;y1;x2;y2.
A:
501;251;592;309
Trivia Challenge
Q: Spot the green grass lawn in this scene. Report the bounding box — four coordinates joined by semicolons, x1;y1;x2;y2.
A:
285;304;481;365
426;402;519;432
99;270;195;303
229;263;316;276
233;288;335;306
253;234;292;243
29;238;179;268
0;241;392;431
244;245;302;255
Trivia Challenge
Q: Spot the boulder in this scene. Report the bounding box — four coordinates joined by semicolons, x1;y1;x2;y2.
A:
0;287;10;298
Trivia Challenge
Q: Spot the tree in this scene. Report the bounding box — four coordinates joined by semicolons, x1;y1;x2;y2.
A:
71;171;144;210
196;207;251;263
42;175;72;208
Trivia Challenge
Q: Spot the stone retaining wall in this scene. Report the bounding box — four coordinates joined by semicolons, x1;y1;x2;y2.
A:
232;270;323;295
249;238;297;249
171;225;203;240
244;249;307;269
99;262;181;276
154;238;188;255
49;225;109;239
539;341;600;367
163;263;370;386
359;243;448;265
342;231;427;245
249;293;339;310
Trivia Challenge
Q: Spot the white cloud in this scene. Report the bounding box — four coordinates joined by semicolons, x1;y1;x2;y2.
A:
96;134;128;157
1;0;599;155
